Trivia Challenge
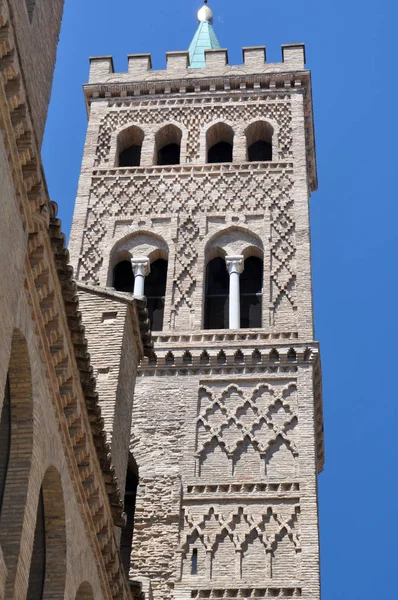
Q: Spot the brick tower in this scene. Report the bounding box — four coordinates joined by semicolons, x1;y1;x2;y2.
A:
70;3;324;600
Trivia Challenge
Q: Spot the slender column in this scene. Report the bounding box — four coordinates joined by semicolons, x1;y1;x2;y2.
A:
225;255;244;329
131;257;150;297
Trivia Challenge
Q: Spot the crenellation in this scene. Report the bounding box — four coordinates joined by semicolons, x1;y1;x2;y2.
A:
281;44;306;70
89;55;115;83
242;46;266;67
128;53;152;74
204;48;228;69
167;51;190;72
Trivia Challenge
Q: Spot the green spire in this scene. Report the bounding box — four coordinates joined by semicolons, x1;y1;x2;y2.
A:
189;1;221;69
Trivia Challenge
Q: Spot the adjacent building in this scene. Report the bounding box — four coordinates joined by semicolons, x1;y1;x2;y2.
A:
0;1;150;598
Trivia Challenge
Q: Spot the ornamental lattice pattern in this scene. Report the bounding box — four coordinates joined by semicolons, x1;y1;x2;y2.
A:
196;381;298;479
180;502;301;581
94;96;293;165
80;167;296;328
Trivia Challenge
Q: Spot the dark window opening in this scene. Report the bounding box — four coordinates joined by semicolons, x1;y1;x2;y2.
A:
0;375;11;512
204;257;229;329
154;125;182;166
240;256;263;328
120;456;139;577
248;140;272;162
145;259;167;331
208;141;233;164
191;548;198;575
206;123;234;164
27;488;46;600
119;145;142;167
117;126;144;167
245;121;273;163
157;143;180;165
113;260;134;293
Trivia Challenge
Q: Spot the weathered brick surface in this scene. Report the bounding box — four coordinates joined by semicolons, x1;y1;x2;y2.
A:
69;39;323;600
9;0;64;145
0;0;144;597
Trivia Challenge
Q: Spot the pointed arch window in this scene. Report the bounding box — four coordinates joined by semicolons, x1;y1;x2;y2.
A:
117;125;145;167
206;123;234;163
154;124;182;165
245;121;273;162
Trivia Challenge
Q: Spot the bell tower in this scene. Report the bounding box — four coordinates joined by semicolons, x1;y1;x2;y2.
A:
70;2;324;599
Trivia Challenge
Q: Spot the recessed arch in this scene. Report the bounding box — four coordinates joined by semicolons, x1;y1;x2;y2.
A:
204;226;264;263
154;124;182;165
108;230;169;285
0;329;34;597
27;466;67;599
206;122;234;163
109;231;169;330
116;124;145;167
75;582;95;600
245;120;274;162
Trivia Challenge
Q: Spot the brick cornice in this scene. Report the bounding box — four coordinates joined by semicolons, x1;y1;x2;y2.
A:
0;1;133;596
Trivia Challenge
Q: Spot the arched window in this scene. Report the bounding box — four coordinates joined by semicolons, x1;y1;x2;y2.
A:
145;258;167;331
206;123;234;163
240;256;263;328
245;121;273;162
120;455;139;576
204;257;229;329
154;124;182;165
113;260;134;293
0;376;11;512
117;125;145;167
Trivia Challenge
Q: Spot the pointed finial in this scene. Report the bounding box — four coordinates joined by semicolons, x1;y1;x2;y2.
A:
198;0;213;24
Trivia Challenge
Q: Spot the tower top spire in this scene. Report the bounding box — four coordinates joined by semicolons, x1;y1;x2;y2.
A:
189;1;221;68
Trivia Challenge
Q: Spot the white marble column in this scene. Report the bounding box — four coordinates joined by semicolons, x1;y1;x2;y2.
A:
131;257;150;297
225;255;244;329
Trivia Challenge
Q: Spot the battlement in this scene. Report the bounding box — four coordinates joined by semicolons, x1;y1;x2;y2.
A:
88;43;306;84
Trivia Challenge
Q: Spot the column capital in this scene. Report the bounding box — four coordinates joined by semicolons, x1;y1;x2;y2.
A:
131;256;150;277
225;255;244;275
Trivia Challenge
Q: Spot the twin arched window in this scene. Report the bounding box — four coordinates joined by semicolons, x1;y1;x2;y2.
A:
116;120;273;167
113;252;263;331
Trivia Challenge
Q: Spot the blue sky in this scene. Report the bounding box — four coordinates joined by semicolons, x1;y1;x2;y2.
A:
43;0;397;597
